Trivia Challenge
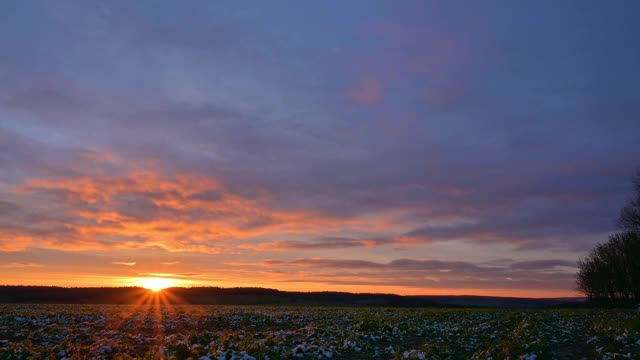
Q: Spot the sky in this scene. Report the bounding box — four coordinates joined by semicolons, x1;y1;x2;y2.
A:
1;1;639;297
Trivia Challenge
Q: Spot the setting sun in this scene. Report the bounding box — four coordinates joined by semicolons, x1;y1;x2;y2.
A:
140;277;174;292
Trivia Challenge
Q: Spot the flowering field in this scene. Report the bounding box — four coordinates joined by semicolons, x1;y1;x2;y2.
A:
0;304;638;360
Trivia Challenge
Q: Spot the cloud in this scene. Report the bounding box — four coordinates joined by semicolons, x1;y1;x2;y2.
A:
187;190;223;202
510;259;576;270
348;77;383;104
114;196;161;222
0;262;43;269
111;262;136;266
242;257;577;275
262;258;384;269
1;109;632;257
1;1;639;295
4;157;371;254
241;237;393;251
1;76;632;253
402;202;614;251
251;258;485;273
138;272;199;278
227;257;579;292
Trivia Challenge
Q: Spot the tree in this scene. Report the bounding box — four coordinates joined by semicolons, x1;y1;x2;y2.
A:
576;232;640;305
618;170;640;233
576;171;640;305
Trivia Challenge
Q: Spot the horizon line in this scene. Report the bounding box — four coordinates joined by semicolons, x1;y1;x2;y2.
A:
0;284;585;300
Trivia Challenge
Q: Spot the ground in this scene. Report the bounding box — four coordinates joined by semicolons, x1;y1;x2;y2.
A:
0;304;638;359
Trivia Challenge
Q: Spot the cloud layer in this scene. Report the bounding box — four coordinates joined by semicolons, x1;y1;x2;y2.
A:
1;1;639;295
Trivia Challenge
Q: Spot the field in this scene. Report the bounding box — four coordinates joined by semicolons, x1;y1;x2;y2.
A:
0;304;638;360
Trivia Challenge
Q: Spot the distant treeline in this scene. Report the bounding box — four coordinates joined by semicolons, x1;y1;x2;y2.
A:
0;286;582;308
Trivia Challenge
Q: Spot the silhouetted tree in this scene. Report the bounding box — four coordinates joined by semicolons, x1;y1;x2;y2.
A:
618;170;640;233
577;171;640;305
577;232;640;305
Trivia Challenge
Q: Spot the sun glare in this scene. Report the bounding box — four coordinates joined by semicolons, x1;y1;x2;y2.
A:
140;277;173;292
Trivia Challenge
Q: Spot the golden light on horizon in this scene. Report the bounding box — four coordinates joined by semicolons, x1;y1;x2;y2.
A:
140;277;175;292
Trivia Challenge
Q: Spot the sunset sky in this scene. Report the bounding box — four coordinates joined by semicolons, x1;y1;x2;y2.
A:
1;1;639;297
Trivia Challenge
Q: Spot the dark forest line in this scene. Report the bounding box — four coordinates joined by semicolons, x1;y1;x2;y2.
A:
0;285;583;308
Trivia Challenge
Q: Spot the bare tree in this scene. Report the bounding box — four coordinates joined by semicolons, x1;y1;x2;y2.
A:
618;170;640;233
576;232;640;305
577;170;640;305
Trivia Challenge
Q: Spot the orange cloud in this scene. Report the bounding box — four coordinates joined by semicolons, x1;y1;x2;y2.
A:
0;235;33;252
138;272;200;278
111;261;136;266
7;164;378;254
0;262;42;269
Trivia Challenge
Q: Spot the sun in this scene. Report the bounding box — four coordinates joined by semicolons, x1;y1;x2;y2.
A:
140;277;173;292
